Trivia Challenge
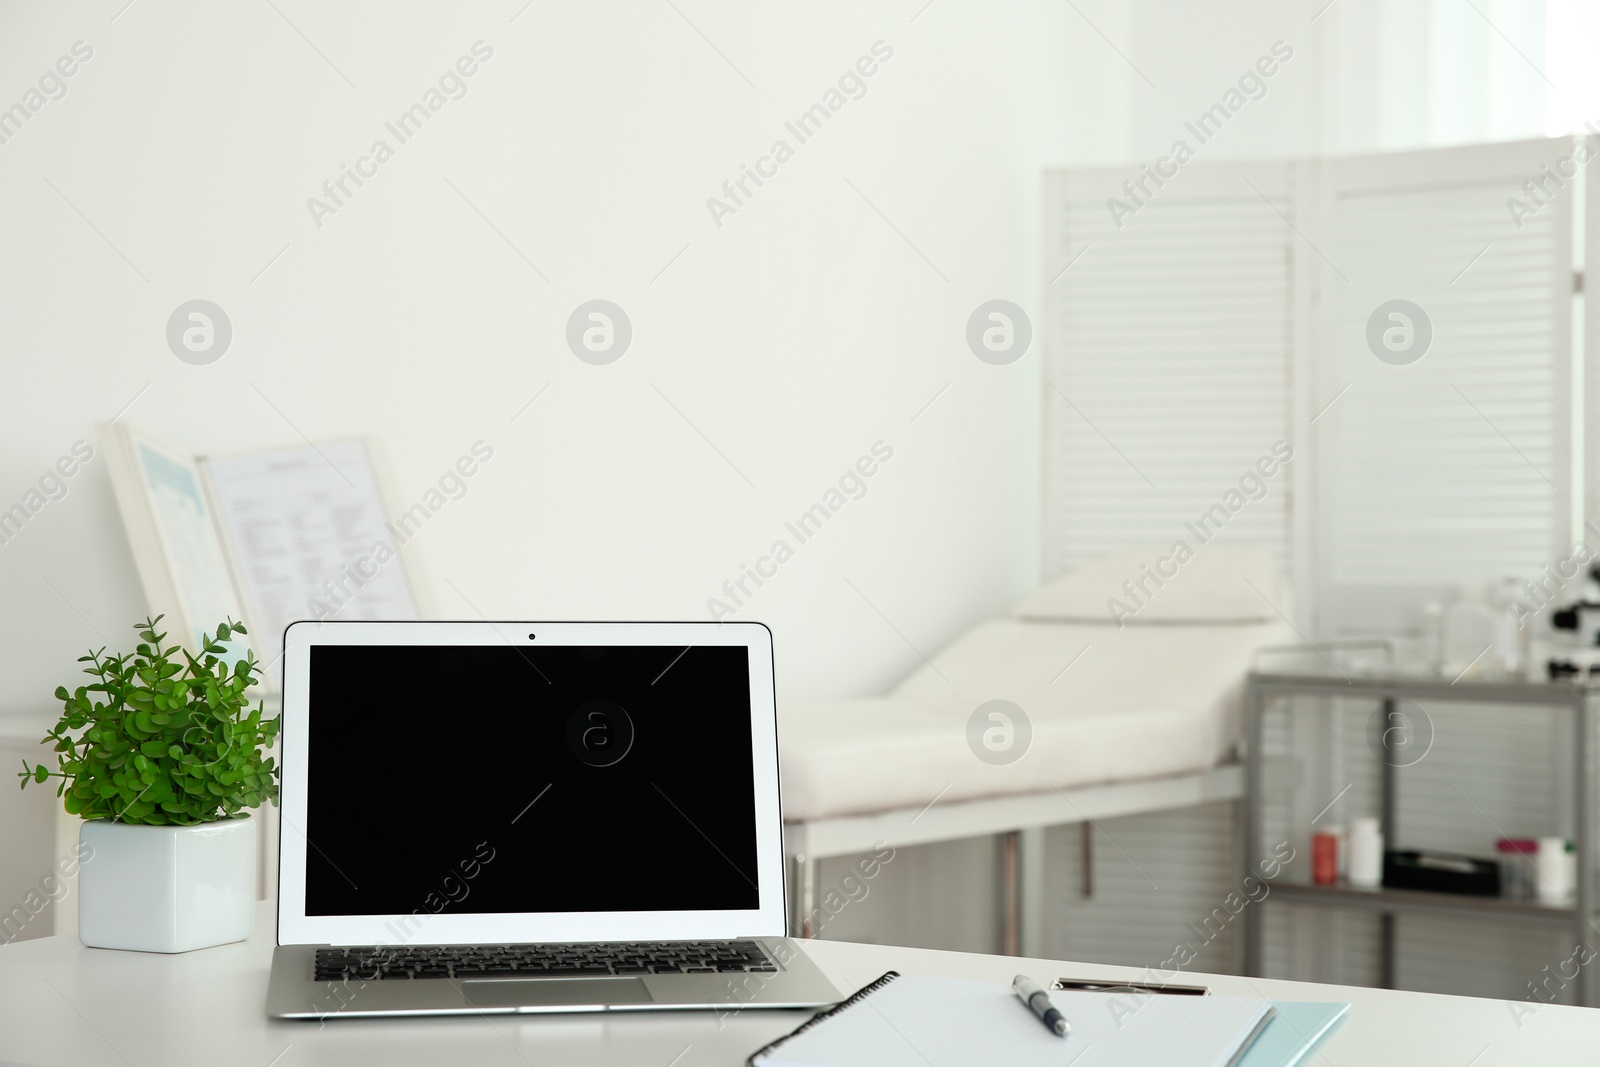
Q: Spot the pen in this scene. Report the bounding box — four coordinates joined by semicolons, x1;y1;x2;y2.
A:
1013;974;1069;1037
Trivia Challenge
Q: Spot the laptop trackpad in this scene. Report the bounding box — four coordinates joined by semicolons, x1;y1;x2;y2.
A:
460;977;654;1009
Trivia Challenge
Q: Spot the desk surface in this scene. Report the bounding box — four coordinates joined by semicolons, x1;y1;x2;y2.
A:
2;902;1595;1065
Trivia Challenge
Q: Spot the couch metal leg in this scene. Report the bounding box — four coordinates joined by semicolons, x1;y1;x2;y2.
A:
1020;826;1047;959
791;852;819;939
1081;822;1094;899
1002;830;1020;956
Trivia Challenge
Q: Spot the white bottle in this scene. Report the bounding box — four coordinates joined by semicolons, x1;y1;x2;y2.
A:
1419;602;1445;673
1490;578;1526;677
1348;817;1384;888
1537;837;1572;904
1443;585;1494;679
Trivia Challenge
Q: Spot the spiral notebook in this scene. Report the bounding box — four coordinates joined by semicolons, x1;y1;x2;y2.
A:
747;972;1276;1067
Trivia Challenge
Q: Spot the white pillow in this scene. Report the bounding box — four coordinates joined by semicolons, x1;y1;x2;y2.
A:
1014;543;1283;625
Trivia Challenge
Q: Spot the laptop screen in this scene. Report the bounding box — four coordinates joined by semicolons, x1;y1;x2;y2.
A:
303;644;759;918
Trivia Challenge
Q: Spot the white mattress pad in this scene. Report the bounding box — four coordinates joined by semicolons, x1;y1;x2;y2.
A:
780;618;1292;822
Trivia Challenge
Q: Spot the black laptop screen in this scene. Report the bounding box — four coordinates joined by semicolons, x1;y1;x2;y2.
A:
303;644;760;916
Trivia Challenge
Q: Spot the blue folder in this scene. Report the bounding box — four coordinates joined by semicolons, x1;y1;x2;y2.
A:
1237;1002;1349;1067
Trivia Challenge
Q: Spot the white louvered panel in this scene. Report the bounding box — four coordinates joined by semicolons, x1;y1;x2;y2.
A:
1033;143;1578;1001
1040;802;1240;972
1256;692;1574;1003
1314;139;1575;636
810;837;1002;955
1394;917;1572;1004
1379;702;1561;851
1342;696;1572;1003
1257;695;1379;988
1042;164;1293;578
1587;135;1600;552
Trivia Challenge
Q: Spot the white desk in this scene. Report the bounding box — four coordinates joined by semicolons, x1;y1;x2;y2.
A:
1;902;1595;1065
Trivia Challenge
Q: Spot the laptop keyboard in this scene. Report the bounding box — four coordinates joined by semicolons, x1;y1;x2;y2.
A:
313;941;778;982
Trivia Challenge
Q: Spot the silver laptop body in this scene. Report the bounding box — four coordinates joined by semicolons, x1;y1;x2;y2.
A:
266;620;841;1018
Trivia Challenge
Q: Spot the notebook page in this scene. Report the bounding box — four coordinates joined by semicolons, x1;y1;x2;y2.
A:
756;975;1272;1067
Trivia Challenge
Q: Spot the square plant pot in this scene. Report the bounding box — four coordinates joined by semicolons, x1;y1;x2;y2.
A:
78;816;256;953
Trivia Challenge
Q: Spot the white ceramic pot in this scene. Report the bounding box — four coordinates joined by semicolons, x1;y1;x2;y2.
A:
78;816;256;953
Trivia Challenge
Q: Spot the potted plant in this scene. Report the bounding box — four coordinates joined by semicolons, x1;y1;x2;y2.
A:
19;616;280;952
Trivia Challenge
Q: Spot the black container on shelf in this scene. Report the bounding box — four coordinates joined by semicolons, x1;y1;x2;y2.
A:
1382;850;1501;897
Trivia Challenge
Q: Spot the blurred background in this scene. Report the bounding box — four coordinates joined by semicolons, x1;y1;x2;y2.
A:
5;0;1600;1008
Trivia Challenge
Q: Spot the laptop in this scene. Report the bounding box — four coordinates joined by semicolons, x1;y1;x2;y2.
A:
266;620;843;1018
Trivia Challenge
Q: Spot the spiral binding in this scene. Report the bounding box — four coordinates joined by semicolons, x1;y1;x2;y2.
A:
745;970;901;1066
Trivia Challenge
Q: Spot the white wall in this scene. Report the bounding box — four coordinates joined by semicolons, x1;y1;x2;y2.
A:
0;0;1138;733
15;0;1554;731
0;0;1133;940
2;0;1566;954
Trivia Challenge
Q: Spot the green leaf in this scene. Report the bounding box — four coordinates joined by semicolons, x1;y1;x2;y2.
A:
39;616;283;824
